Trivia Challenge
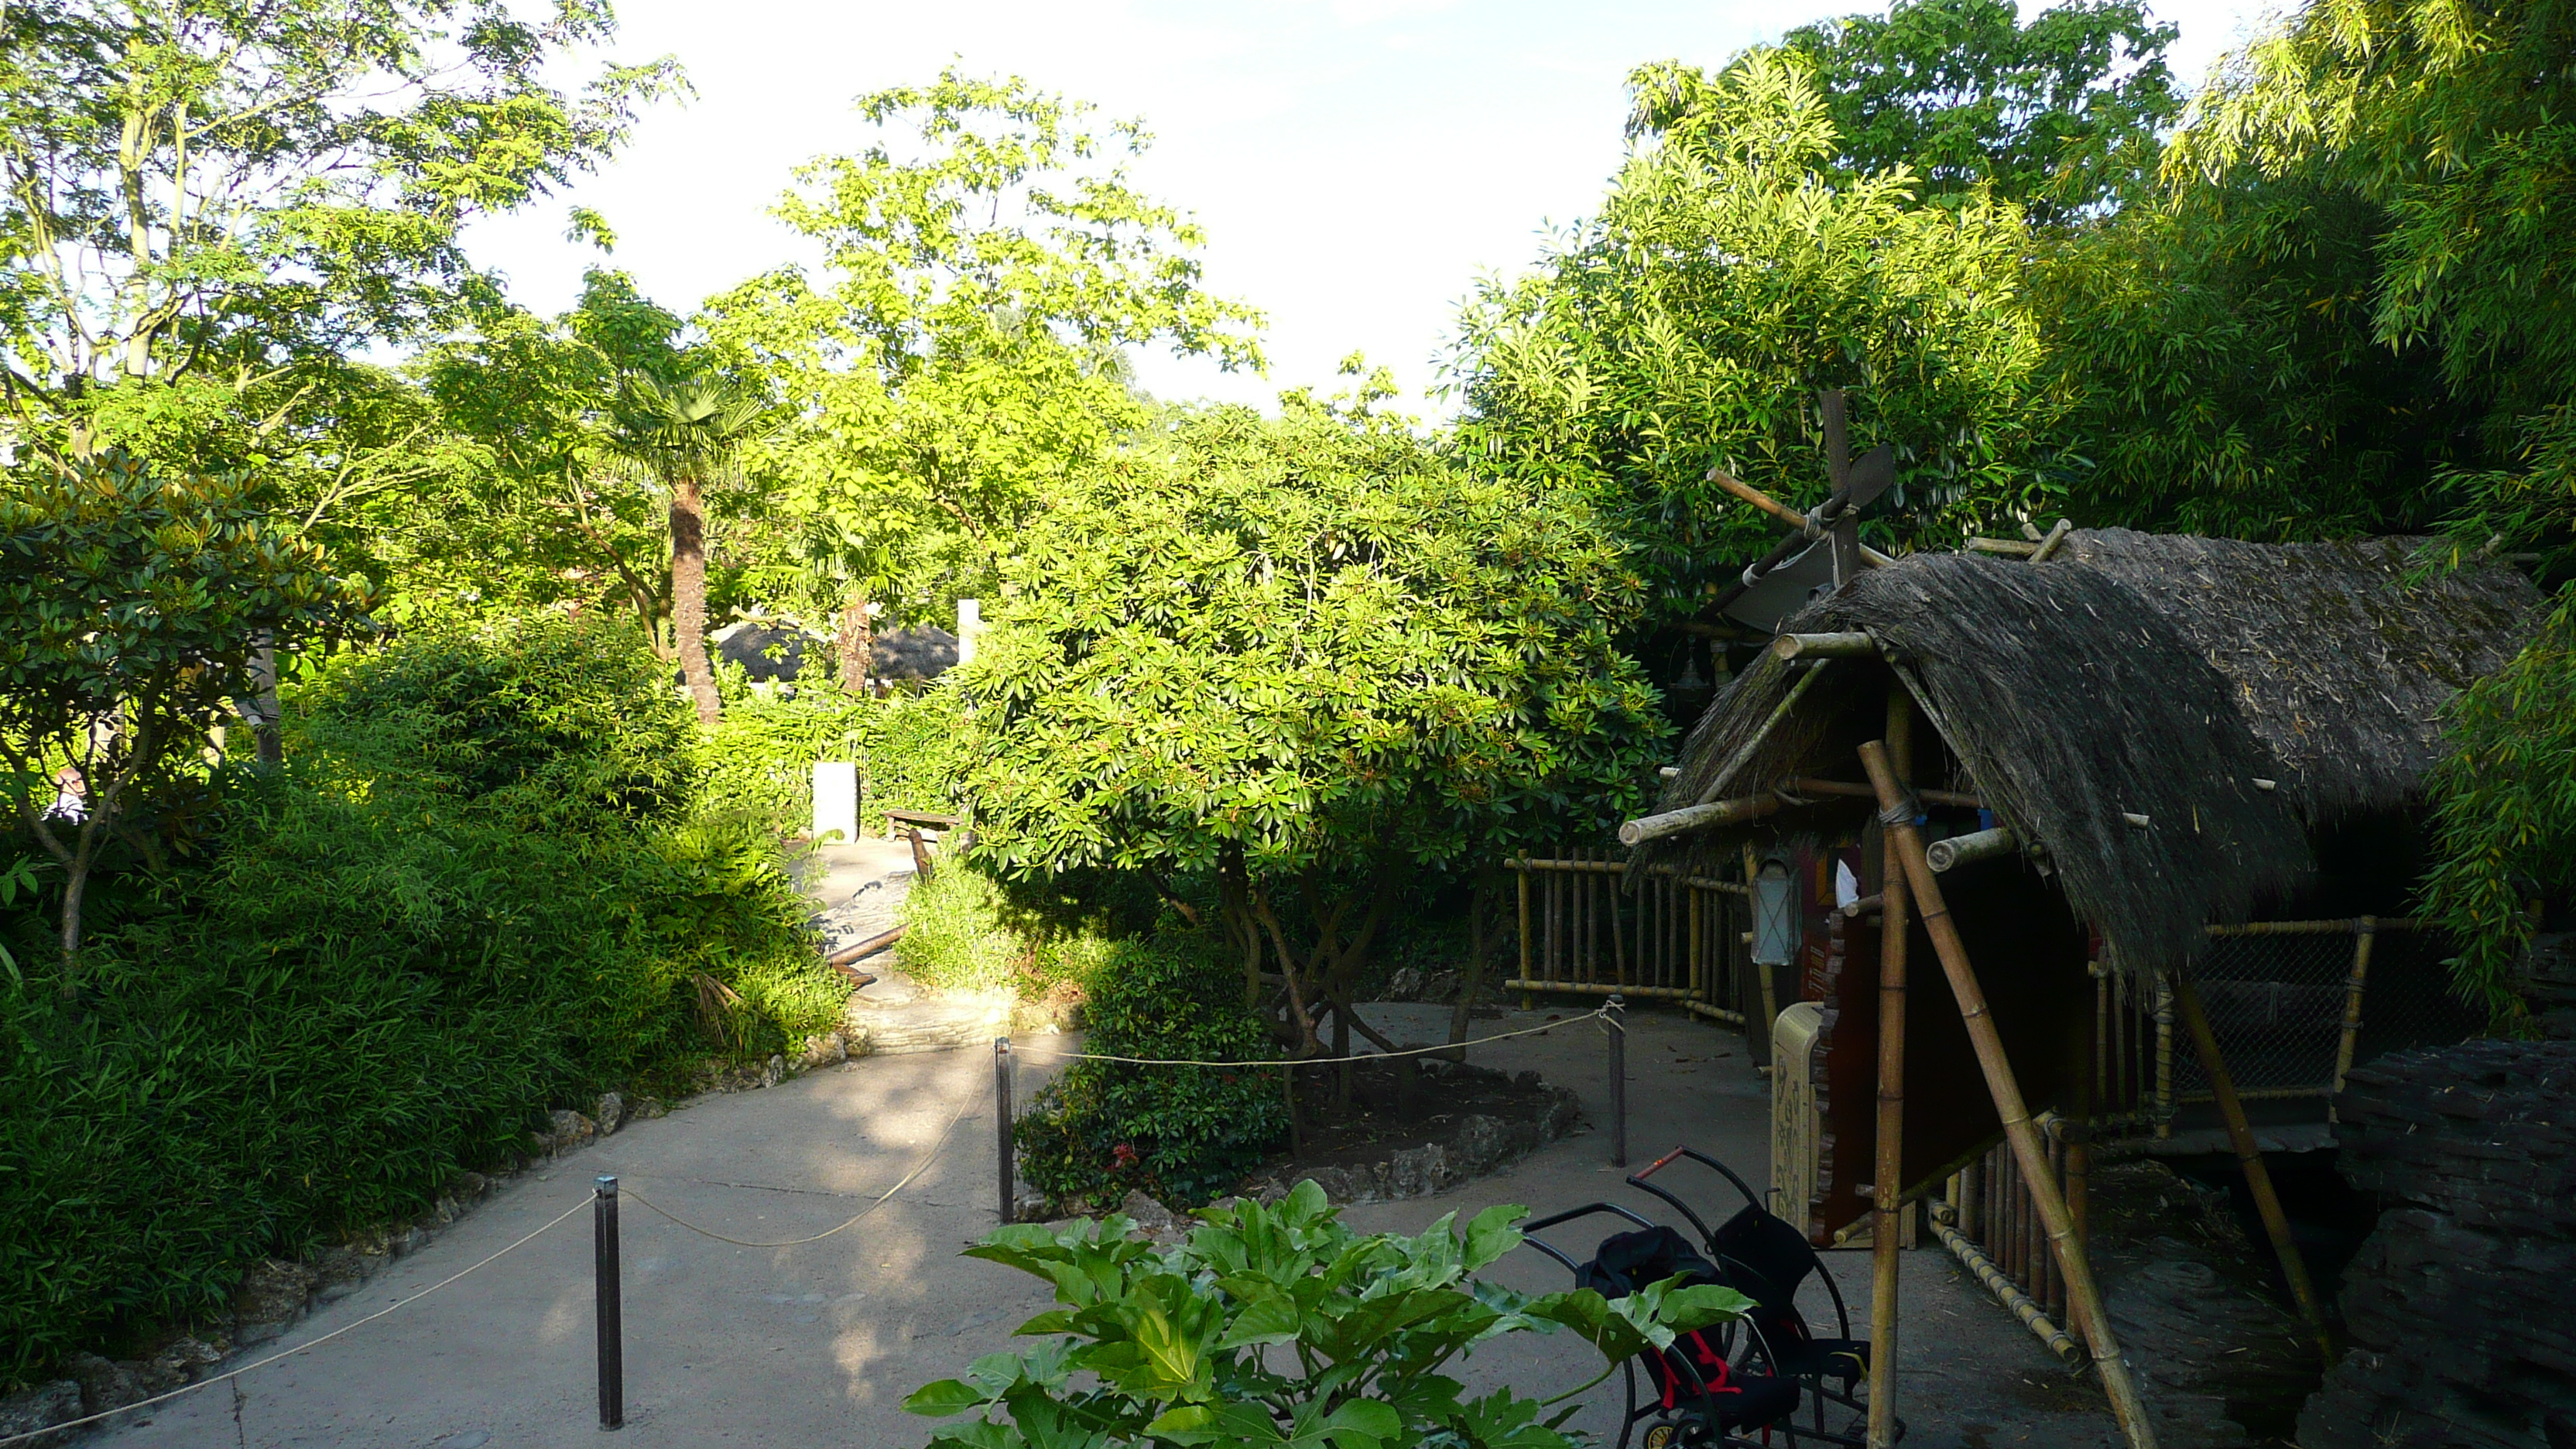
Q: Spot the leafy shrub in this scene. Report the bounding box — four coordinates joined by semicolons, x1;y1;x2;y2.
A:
700;683;965;835
297;613;697;824
0;618;846;1383
906;1184;1750;1449
1014;936;1287;1208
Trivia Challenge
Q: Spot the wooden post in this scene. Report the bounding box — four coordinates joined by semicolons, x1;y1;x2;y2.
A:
2171;974;2338;1371
1516;863;1532;1011
1867;692;1912;1448
1858;742;2160;1449
1749;840;1782;1072
2331;917;2378;1113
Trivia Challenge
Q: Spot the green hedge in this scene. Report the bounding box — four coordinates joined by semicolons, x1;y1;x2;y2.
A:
0;615;844;1384
1013;935;1287;1209
700;683;967;836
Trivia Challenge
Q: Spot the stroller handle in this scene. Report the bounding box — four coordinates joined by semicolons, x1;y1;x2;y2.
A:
1627;1146;1767;1249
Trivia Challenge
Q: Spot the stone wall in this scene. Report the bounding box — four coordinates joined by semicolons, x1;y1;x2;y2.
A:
2297;1039;2576;1449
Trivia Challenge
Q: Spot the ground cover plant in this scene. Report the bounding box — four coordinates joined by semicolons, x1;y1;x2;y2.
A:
906;1184;1751;1449
1012;933;1288;1209
0;615;842;1384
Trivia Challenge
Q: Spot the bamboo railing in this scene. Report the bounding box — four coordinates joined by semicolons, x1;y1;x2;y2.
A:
1505;851;1750;1024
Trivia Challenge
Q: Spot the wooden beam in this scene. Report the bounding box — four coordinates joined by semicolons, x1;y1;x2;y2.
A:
1619;793;1783;846
1860;741;2161;1449
1709;467;1896;567
2172;974;2338;1371
2030;519;2075;563
1771;631;1879;660
1786;777;1985;809
1966;537;2040;557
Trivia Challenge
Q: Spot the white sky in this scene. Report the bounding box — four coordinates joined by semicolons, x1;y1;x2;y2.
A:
464;0;2280;418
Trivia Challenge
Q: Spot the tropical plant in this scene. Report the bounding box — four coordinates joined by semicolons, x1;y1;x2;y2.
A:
1449;51;2057;620
707;67;1264;672
0;451;368;985
905;1185;1752;1449
602;371;775;722
959;396;1668;1058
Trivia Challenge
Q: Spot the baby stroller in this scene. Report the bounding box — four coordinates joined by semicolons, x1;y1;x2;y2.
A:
1625;1146;1893;1447
1522;1201;1800;1448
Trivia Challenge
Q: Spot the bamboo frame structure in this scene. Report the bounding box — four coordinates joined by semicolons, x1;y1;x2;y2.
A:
1859;740;2160;1449
1868;692;1912;1447
2331;916;2379;1112
2170;973;2338;1371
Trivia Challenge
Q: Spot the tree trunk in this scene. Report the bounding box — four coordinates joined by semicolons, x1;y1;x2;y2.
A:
252;635;282;767
835;589;872;694
670;477;719;723
1451;865;1502;1053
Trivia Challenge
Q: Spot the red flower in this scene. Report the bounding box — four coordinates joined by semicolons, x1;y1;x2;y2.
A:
1112;1142;1139;1170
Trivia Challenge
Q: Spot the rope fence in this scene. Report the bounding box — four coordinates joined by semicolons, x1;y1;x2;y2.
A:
0;1005;1626;1444
991;1002;1634;1224
0;1195;594;1447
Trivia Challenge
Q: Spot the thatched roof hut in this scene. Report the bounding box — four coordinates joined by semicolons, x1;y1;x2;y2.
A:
1640;529;2540;975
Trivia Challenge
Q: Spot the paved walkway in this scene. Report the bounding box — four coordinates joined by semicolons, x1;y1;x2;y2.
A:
87;998;2119;1449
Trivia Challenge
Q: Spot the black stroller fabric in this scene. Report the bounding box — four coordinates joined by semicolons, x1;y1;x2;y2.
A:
1579;1226;1800;1432
1709;1205;1870;1383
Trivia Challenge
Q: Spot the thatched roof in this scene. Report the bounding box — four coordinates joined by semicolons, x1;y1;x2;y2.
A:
1643;531;2542;973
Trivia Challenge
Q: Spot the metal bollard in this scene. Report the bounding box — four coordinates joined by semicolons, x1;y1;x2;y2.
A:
994;1037;1015;1225
1607;996;1628;1167
594;1174;623;1431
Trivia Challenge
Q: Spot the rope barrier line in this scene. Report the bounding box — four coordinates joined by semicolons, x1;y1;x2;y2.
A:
1006;1004;1615;1069
0;1196;594;1448
621;1075;979;1249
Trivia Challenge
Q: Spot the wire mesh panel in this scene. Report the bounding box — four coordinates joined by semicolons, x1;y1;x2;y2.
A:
2175;929;2362;1100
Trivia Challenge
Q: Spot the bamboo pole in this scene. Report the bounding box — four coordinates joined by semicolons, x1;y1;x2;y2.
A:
1773;631;1879;660
1619;792;1786;846
1858;741;2160;1449
1516;864;1532;1006
1696;658;1834;806
1930;1205;2085;1366
2171;973;2338;1372
1868;693;1912;1448
2331;917;2378;1112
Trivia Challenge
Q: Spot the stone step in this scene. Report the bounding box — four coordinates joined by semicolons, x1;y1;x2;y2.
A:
844;992;1014;1056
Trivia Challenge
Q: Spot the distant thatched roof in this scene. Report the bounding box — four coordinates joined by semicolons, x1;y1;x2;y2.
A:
1643;531;2542;973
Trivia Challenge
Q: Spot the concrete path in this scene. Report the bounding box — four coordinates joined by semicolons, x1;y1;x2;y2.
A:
91;1003;2117;1449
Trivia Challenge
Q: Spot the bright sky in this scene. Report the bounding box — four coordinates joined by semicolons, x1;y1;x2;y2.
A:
464;0;2280;418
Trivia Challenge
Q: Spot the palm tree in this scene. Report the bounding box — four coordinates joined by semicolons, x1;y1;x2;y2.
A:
604;372;771;724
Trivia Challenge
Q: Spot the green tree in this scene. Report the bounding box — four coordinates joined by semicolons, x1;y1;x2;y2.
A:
1449;52;2057;621
1773;0;2182;221
602;371;773;723
2156;0;2576;1018
416;266;692;638
959;395;1668;1057
0;0;678;460
708;68;1264;679
0;451;367;985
